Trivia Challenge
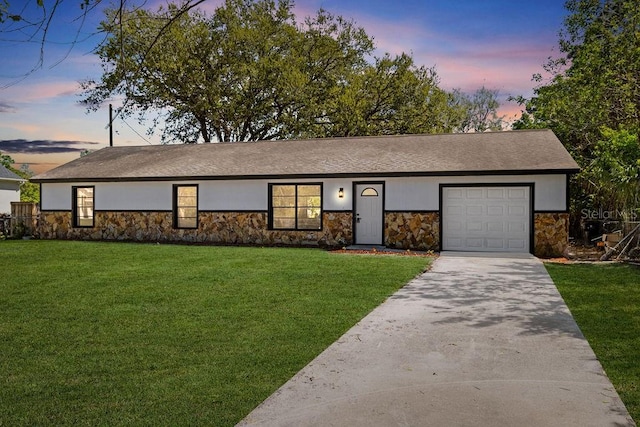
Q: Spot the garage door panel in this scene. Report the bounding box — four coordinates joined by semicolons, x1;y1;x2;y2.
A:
508;222;526;232
442;186;530;253
487;188;505;198
508;205;526;216
448;189;464;199
487;222;504;232
508;239;526;249
465;238;484;248
508;188;527;199
467;189;484;198
446;220;464;231
466;221;483;232
446;238;464;249
487;205;504;216
466;205;483;216
446;205;464;215
486;239;506;249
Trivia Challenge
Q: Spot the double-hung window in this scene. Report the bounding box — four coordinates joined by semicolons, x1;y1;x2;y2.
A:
72;186;94;228
270;184;322;230
173;184;198;229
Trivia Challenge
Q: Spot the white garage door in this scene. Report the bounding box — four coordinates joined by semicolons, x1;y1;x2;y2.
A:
442;186;530;252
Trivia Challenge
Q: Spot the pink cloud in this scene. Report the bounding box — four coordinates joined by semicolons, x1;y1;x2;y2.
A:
4;81;81;103
499;103;526;122
325;8;556;100
342;14;436;57
11;153;74;174
3;122;41;135
417;44;552;96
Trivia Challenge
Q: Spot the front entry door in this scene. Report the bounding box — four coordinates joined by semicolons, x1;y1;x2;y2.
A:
355;183;384;245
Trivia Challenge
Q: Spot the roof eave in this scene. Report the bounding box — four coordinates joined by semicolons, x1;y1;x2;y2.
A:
31;167;581;184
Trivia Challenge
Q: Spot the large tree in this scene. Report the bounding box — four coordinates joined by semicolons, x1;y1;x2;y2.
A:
81;0;460;143
514;0;639;219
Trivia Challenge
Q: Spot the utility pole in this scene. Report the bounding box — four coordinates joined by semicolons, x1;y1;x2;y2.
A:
109;104;113;147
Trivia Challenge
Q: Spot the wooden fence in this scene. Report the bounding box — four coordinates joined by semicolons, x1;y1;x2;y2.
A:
10;202;38;237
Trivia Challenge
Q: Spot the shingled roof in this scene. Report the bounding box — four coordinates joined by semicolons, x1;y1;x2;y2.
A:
32;129;579;183
0;164;22;181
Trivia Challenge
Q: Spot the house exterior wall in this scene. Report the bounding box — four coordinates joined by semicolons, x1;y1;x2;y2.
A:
38;174;570;256
41;179;354;212
41;174;567;212
0;180;21;214
384;175;567;211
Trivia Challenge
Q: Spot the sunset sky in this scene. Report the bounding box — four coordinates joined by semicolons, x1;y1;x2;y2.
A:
0;0;568;174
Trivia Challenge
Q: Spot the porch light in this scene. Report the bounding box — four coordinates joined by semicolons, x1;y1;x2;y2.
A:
338;188;344;198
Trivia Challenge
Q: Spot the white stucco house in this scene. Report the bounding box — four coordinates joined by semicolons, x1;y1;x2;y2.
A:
32;129;580;257
0;164;22;214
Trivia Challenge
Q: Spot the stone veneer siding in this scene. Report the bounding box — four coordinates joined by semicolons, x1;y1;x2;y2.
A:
38;211;353;248
384;212;439;251
534;212;569;258
38;210;569;256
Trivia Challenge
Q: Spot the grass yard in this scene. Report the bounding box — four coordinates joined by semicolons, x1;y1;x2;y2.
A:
545;262;640;422
0;240;429;426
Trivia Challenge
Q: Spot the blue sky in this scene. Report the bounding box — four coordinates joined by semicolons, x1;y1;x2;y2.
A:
0;0;568;173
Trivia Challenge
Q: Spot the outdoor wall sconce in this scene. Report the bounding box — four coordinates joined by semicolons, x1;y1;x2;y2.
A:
338;188;344;198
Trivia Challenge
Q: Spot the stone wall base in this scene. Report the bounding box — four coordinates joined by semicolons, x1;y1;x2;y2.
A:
384;212;439;251
38;210;569;256
38;211;352;248
534;212;570;258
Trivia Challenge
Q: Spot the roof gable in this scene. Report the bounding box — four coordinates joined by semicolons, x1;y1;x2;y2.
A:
0;164;22;181
33;130;580;182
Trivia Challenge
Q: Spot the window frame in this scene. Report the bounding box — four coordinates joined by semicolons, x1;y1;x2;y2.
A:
72;185;95;228
268;183;323;231
173;184;199;229
360;187;379;197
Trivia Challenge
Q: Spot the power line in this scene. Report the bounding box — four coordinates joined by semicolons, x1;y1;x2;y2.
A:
120;117;153;145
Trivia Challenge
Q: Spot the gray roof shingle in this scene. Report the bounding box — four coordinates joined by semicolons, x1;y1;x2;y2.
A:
32;129;579;182
0;164;22;181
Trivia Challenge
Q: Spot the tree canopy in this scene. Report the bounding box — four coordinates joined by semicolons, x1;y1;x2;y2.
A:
514;0;639;218
451;86;504;133
81;0;467;143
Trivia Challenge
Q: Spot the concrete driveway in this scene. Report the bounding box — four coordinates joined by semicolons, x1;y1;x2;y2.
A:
238;252;635;427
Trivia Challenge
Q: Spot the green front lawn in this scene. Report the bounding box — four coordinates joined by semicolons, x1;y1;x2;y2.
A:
0;241;429;426
546;262;640;421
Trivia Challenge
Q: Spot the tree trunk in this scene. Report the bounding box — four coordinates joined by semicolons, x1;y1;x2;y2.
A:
199;116;211;143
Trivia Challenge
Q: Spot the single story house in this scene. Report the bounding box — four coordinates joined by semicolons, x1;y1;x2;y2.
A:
32;129;579;257
0;164;22;214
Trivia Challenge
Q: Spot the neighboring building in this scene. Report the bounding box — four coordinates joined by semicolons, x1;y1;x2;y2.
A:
0;164;22;214
32;129;579;257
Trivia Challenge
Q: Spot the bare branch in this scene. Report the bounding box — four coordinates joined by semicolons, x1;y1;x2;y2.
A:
0;0;207;90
